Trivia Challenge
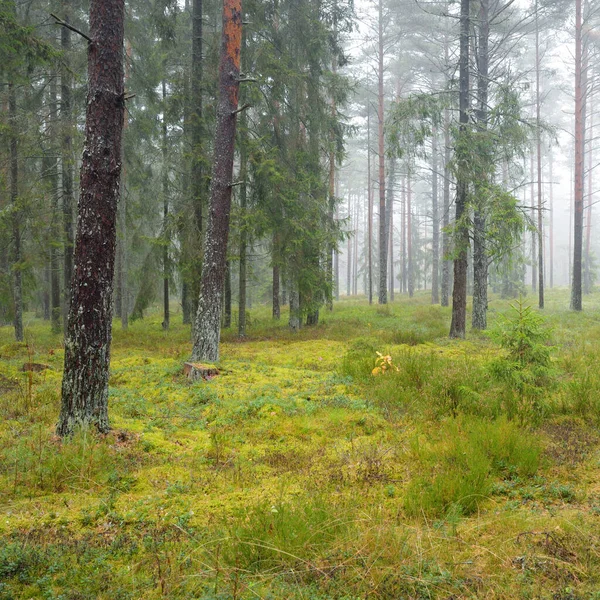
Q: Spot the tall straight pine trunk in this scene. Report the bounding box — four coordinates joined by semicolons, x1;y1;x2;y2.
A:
449;0;470;338
57;0;125;436
192;0;242;361
571;0;584;310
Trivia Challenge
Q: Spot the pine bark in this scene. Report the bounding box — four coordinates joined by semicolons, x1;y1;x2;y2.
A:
57;0;125;436
190;0;204;319
449;0;470;339
441;101;452;306
191;0;242;362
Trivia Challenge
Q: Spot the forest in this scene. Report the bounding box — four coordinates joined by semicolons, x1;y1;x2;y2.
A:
1;0;600;597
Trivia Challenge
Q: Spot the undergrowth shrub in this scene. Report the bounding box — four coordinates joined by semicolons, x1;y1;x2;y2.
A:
488;299;556;424
404;416;541;517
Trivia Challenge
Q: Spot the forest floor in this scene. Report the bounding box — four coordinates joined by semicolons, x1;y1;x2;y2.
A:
2;290;600;599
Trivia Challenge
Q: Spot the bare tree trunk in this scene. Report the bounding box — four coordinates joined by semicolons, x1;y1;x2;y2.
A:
367;107;373;305
571;0;584;310
549;148;554;288
190;0;204;319
449;0;470;339
57;0;125;436
388;158;395;301
431;125;439;305
191;0;242;361
441;102;451;307
224;260;232;327
535;0;544;308
530;150;537;293
347;193;352;296
401;177;406;293
584;80;593;294
162;79;170;330
49;77;62;334
472;0;489;330
61;3;74;335
407;171;414;298
377;0;387;304
9;83;23;342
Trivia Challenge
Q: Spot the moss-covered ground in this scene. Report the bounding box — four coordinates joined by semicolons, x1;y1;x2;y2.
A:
2;290;600;599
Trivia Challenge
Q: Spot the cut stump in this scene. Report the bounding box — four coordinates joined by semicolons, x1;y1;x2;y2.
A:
184;362;219;381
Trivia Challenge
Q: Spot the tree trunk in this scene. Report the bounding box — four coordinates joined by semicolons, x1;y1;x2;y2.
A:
162;79;170;330
535;0;544;308
388;158;395;301
272;260;280;319
472;0;489;330
530;150;537;293
431;125;439;305
571;0;584;310
441;99;452;307
347;193;352;296
190;0;204;319
224;260;232;327
367;107;373;305
549;148;554;288
191;0;242;362
61;4;74;335
401;177;406;293
9;83;23;342
377;0;387;304
49;77;62;334
407;171;414;298
57;0;125;436
449;0;470;339
584;80;593;294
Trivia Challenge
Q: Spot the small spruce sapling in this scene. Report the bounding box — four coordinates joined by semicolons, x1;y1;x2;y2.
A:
488;297;555;422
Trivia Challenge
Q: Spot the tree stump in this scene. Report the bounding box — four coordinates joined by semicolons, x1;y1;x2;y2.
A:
184;362;219;381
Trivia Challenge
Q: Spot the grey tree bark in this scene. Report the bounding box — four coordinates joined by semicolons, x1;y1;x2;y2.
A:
57;0;125;436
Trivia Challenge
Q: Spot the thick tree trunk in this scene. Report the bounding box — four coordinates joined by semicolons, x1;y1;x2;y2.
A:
449;0;470;339
190;0;204;319
61;5;74;335
191;0;242;362
571;0;584;311
431;126;439;305
57;0;125;436
9;83;23;342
